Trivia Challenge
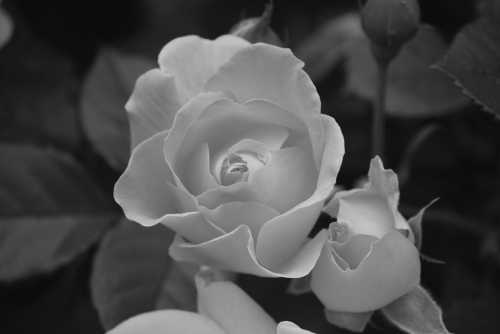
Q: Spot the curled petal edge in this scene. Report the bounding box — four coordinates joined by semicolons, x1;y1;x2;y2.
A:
170;225;328;278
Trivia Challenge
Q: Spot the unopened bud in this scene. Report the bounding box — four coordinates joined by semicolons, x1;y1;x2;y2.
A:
361;0;420;64
230;2;283;46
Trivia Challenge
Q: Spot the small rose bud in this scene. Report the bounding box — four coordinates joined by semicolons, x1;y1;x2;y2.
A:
361;0;420;64
230;2;283;46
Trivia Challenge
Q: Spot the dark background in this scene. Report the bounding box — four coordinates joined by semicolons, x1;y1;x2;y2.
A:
1;0;499;333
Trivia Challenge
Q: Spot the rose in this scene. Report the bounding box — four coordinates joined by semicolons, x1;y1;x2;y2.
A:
114;35;344;277
311;157;421;314
108;270;315;334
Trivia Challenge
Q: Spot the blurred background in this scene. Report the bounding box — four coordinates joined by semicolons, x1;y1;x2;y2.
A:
0;0;499;333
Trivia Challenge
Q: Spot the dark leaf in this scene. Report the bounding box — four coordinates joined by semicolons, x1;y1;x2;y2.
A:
81;49;154;170
0;144;117;281
435;18;500;117
91;219;197;330
0;17;80;150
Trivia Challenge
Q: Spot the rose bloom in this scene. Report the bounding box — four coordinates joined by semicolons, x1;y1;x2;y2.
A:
311;157;421;313
107;271;314;334
114;35;344;277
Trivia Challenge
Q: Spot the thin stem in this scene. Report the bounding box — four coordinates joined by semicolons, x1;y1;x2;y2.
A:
372;60;388;159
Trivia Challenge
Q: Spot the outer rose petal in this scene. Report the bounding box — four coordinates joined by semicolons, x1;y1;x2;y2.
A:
158;35;250;101
200;201;280;237
126;69;182;148
255;200;324;270
160;211;224;245
106;310;225;334
255;114;344;270
169;226;328;278
311;231;421;312
196;275;277;334
114;130;196;226
314;115;345;194
277;321;316;334
205;43;320;122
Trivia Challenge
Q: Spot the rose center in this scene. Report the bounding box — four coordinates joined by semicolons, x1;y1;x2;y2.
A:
219;150;267;186
329;221;350;243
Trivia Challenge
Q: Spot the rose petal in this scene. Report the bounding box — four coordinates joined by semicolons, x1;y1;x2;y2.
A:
197;182;261;209
255;198;324;270
201;201;279;237
367;157;410;231
164;92;230;191
251;146;318;213
169;226;328;278
114;130;196;226
368;156;400;207
126;69;182;148
336;191;395;238
195;275;276;334
161;211;224;244
277;321;316;334
107;310;225;334
180;142;219;195
314;115;344;193
332;234;378;269
205;43;321;121
241;99;308;138
311;231;420;312
158;35;250;100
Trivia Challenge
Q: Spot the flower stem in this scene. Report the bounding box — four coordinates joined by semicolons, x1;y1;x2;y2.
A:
372;60;388;159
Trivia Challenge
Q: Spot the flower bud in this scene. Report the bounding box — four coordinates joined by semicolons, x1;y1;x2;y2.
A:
361;0;420;64
230;2;283;46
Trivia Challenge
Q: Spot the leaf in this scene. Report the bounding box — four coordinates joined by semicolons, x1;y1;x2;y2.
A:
435;18;500;117
382;285;452;334
0;17;80;150
346;23;468;117
324;309;373;333
81;49;155;170
91;219;198;330
0;144;117;281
